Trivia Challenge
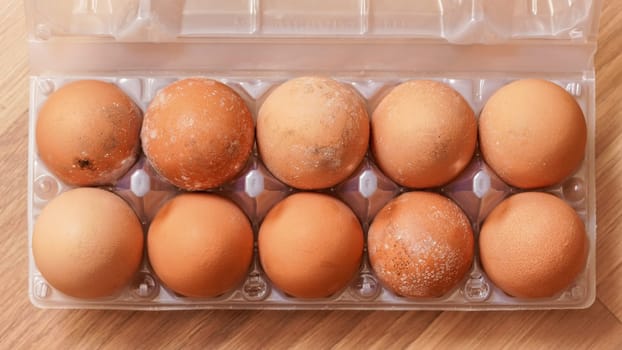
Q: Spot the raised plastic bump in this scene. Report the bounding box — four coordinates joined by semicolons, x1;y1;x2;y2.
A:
358;170;378;199
37;79;55;95
244;169;264;198
463;273;491;302
130;169;151;197
242;272;270;301
350;273;381;300
130;272;159;299
473;171;491;199
562;177;586;203
34;279;50;299
34;175;59;201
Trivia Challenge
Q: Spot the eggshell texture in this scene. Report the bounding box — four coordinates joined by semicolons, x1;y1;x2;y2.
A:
371;80;477;188
479;192;587;298
147;193;254;298
36;80;142;186
257;76;370;189
142;78;254;190
479;79;587;189
258;193;364;298
32;188;144;299
368;192;474;298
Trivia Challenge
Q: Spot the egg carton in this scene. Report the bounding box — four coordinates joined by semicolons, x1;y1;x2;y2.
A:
26;0;601;310
27;73;596;310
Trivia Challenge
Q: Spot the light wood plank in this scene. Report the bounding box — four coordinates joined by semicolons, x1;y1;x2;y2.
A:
409;300;622;350
594;0;622;322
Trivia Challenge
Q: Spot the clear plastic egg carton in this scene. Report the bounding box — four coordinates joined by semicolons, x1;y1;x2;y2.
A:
26;0;600;310
27;73;596;310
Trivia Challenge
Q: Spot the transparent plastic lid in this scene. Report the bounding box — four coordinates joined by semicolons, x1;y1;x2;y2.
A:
25;0;602;75
26;0;601;44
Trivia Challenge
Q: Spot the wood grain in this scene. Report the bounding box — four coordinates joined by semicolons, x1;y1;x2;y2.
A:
1;0;621;349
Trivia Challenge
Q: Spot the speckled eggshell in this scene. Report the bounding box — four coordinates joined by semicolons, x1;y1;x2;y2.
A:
32;188;144;299
371;80;477;188
147;193;254;298
36;80;142;186
141;78;254;191
479;79;587;189
258;192;364;298
479;192;587;298
257;76;370;190
368;192;474;298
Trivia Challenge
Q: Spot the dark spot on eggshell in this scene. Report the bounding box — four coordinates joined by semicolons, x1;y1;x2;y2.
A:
76;158;94;170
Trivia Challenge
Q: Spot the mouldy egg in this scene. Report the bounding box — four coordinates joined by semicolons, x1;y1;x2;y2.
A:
371;80;477;188
141;78;254;191
258;193;364;298
257;76;370;190
32;188;144;299
479;192;587;298
36;80;142;186
479;79;587;189
368;192;474;298
147;193;254;298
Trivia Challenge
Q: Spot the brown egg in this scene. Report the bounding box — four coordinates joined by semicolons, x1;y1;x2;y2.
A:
258;193;364;298
36;80;142;186
479;79;587;189
372;80;477;188
368;192;474;298
147;193;254;298
479;192;587;298
142;78;254;191
257;76;369;189
32;188;144;298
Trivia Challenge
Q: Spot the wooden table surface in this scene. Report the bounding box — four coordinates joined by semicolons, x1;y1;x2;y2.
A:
2;1;621;349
